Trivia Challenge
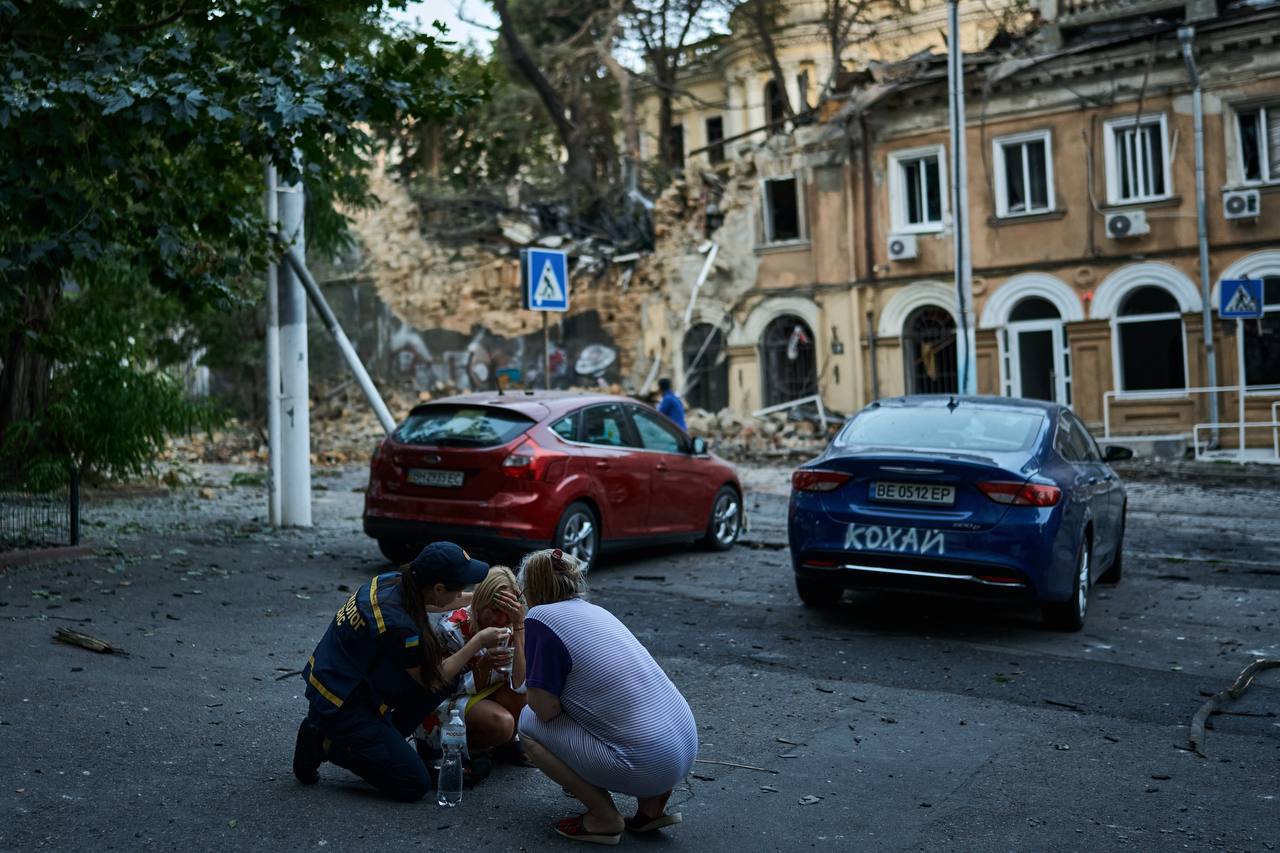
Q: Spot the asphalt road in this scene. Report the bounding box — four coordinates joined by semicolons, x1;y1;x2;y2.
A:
2;462;1278;852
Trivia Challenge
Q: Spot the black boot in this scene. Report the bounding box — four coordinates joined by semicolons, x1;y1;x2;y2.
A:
292;718;325;785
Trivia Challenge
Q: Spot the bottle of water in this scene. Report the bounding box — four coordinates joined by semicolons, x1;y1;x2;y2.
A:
436;705;466;807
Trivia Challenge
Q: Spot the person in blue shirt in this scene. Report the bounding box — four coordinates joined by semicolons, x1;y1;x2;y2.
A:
656;377;686;430
291;541;511;802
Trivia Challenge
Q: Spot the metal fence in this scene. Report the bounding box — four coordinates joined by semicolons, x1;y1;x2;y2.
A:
0;466;80;551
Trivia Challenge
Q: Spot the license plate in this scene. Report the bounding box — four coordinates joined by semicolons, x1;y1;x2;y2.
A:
407;468;464;488
871;481;955;506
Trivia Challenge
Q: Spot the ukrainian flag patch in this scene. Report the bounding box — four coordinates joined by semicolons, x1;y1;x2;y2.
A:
405;635;420;649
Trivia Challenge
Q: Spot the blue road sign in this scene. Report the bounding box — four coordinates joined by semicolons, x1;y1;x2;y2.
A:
522;249;569;312
1219;279;1264;319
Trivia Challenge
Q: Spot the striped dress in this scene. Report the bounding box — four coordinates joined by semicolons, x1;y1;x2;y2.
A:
518;598;697;797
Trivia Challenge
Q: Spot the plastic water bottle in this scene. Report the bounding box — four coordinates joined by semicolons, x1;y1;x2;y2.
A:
436;706;466;807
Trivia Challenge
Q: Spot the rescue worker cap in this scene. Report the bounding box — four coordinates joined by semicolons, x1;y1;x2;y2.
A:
408;541;489;587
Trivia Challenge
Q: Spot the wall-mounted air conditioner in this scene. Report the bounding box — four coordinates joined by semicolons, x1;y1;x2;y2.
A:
887;233;918;261
1105;210;1149;239
1223;189;1261;220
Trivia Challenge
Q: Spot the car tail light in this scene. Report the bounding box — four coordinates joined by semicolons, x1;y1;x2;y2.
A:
791;469;852;492
977;481;1061;507
501;437;569;482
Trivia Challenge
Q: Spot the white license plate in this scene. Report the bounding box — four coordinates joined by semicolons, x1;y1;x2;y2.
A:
407;468;465;488
871;481;955;506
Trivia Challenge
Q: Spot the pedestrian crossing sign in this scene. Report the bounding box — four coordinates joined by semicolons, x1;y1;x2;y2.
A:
522;249;569;312
1219;279;1264;319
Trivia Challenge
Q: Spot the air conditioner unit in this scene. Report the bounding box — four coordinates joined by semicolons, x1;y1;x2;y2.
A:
887;233;918;261
1105;210;1149;240
1223;189;1261;220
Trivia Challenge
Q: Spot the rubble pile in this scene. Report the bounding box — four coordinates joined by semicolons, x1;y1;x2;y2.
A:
687;407;836;462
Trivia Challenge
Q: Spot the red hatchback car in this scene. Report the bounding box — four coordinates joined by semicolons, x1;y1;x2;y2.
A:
363;391;743;571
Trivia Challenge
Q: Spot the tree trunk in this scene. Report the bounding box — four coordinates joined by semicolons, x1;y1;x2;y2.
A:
491;0;596;200
747;1;793;126
0;276;58;447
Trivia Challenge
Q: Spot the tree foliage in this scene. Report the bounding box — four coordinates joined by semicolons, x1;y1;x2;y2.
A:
0;0;479;485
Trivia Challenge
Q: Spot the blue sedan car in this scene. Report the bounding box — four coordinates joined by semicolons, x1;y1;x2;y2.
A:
788;396;1131;630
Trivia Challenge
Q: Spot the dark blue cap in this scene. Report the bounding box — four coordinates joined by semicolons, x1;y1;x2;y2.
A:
408;541;489;587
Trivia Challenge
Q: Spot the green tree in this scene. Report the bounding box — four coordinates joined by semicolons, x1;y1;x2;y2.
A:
0;0;479;485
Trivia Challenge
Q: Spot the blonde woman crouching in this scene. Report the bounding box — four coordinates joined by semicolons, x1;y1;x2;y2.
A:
518;548;696;845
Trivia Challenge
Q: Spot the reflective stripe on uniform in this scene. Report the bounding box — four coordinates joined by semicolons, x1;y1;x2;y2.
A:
306;656;344;708
370;574;387;635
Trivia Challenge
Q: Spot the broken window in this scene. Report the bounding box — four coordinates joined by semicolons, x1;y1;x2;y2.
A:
1236;106;1280;183
904;306;957;394
1243;277;1280;386
761;315;818;407
762;177;802;243
1104;115;1169;204
765;80;785;130
683;324;729;412
665;123;685;167
796;70;811;111
890;147;944;232
705;116;725;165
995;130;1053;217
1115;286;1186;391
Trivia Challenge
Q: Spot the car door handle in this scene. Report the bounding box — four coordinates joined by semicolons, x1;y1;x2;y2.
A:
595;461;610;470
655;462;668;472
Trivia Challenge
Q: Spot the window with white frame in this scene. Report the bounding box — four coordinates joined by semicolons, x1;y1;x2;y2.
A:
1104;114;1171;204
1114;286;1186;391
889;146;945;232
1235;105;1280;184
994;130;1054;217
761;176;803;243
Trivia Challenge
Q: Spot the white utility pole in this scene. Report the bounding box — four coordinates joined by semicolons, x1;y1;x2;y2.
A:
276;160;312;527
264;164;283;526
948;0;977;395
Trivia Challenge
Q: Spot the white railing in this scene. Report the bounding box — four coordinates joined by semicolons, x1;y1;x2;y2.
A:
1103;384;1280;440
1192;420;1280;463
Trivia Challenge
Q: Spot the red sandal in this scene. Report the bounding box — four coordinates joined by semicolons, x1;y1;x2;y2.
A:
554;814;622;846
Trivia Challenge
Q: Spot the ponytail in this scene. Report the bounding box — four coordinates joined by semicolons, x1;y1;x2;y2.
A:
395;569;451;694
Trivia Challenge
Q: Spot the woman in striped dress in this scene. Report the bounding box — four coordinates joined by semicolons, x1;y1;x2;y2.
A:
518;548;697;845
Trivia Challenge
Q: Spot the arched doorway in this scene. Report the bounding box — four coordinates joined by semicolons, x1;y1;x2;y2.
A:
1003;296;1071;404
904;306;957;394
760;315;817;406
682;323;729;412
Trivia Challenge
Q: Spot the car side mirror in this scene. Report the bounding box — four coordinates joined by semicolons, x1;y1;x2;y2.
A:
1103;445;1133;462
691;437;707;455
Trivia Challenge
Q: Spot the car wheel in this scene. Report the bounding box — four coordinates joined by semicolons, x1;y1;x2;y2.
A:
700;486;742;551
377;538;420;565
796;575;843;609
1043;536;1091;632
1099;506;1125;584
554;502;599;574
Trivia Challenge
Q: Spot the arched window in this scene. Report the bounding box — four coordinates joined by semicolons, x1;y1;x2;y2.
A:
1003;296;1071;404
760;315;817;406
1115;285;1186;391
765;80;786;130
904;306;957;394
682;324;729;412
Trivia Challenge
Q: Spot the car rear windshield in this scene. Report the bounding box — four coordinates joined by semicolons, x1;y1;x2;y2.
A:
393;405;534;448
835;406;1046;453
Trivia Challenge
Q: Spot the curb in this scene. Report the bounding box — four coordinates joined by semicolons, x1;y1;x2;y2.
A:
0;544;96;569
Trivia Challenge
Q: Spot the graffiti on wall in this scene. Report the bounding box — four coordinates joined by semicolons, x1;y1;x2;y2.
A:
386;310;620;392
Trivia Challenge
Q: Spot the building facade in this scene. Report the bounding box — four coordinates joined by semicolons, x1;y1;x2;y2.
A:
649;0;1280;452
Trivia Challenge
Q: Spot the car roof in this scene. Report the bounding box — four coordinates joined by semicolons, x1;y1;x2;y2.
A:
871;394;1062;415
410;390;636;421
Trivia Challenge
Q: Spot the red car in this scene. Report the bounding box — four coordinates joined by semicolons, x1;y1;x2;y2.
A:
363;391;743;571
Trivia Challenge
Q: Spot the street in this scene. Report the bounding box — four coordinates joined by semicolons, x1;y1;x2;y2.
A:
2;463;1278;852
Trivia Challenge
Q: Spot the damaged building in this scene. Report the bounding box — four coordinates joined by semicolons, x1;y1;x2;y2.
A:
641;0;1280;453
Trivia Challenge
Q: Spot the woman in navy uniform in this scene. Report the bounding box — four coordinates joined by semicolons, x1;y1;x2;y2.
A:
292;541;510;801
